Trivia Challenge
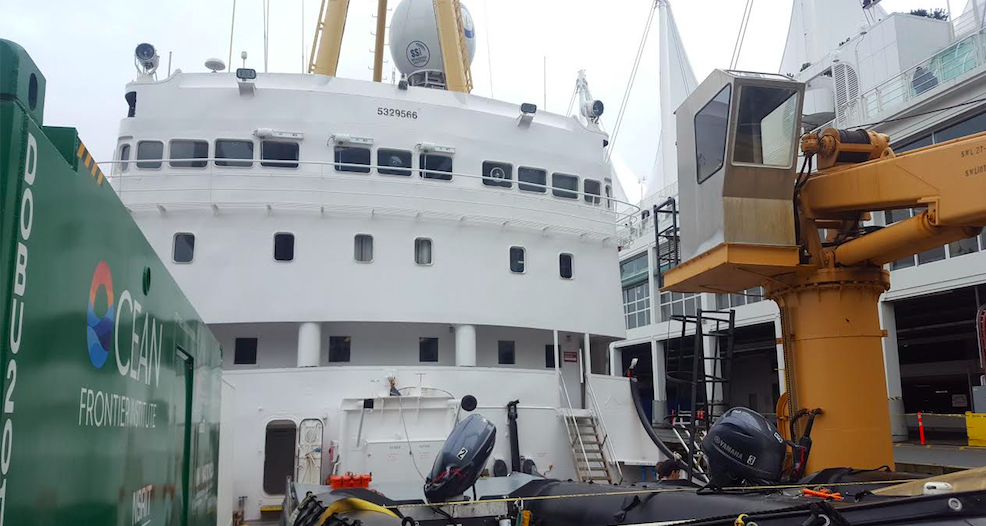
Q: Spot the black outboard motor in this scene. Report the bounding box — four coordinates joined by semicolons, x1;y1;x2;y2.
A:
423;413;496;503
702;407;787;488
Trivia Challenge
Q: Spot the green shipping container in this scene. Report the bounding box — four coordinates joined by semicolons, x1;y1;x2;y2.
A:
0;39;223;526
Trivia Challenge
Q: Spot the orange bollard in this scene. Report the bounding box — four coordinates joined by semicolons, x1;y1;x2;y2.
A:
918;412;926;445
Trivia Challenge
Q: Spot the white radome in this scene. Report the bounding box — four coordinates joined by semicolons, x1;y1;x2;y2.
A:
389;0;476;76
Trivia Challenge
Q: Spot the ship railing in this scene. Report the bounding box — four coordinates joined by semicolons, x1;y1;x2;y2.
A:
952;6;983;40
105;157;642;236
615;180;680;246
585;376;624;483
855;27;986;128
557;371;595;482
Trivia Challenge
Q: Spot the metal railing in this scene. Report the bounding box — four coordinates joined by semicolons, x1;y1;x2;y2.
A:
585;377;624;483
557;372;593;482
854;28;986;128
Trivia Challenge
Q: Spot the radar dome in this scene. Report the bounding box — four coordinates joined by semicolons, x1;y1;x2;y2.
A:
389;0;476;77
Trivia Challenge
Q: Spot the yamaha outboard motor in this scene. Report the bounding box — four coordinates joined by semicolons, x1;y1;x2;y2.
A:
423;413;496;503
702;407;787;488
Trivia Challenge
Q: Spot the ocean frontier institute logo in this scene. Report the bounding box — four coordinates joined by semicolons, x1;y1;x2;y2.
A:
86;261;115;368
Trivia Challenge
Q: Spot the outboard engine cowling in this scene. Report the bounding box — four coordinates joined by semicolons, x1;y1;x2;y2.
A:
424;413;496;503
702;407;786;487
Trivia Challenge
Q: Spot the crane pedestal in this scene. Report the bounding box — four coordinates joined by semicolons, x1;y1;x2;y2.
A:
768;266;895;473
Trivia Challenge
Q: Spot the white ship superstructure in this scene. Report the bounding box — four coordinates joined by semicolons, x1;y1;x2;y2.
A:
111;0;664;520
617;0;986;450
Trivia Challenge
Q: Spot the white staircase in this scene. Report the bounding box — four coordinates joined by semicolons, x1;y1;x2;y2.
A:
563;410;614;484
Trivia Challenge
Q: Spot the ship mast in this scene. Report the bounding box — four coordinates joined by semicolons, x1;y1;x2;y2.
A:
309;0;473;93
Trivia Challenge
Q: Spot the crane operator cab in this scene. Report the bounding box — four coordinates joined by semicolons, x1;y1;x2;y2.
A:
667;70;806;294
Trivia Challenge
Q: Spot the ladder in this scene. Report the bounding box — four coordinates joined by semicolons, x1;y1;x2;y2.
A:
664;309;736;482
450;0;473;92
565;412;614;484
653;197;680;288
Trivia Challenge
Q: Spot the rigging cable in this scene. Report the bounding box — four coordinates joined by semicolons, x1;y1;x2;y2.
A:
605;0;658;162
484;0;494;97
729;0;754;69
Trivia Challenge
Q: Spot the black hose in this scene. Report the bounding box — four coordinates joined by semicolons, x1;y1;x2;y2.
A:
628;377;676;459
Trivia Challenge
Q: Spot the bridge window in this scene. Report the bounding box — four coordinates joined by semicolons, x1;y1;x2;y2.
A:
234;337;258;365
518;167;547;193
695;84;731;183
498;340;516;365
559;253;574;279
733;85;799;167
329;336;351;362
169;140;208;168
355;234;373;262
334;146;371;173
136;140;164;169
584;179;601;204
173;233;195;263
482;161;513;188
274;233;295;261
378;148;412;176
419;154;453;180
118;144;131;172
419;337;439;362
415;238;433;265
261;140;300;168
552;173;579;199
509;246;525;273
215;139;254;167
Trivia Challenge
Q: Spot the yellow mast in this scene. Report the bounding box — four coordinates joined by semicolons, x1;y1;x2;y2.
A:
433;0;473;93
309;0;351;76
372;0;389;82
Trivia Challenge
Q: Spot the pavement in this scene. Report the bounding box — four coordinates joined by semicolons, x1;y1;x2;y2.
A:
894;442;986;469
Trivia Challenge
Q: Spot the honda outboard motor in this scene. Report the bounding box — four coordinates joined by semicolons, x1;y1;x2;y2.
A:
702;407;786;487
423;413;496;503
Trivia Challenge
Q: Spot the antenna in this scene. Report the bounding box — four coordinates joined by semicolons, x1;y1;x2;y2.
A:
228;0;238;68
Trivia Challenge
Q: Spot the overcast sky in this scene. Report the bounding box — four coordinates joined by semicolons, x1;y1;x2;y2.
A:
0;0;959;199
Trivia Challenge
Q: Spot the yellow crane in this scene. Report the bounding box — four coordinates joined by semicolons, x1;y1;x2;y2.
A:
308;0;472;92
662;70;986;473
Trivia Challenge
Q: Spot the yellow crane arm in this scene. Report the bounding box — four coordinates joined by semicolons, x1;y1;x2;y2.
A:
309;0;351;76
434;0;472;93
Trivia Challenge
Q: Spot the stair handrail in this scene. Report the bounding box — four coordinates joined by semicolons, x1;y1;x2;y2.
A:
557;370;592;481
585;376;623;482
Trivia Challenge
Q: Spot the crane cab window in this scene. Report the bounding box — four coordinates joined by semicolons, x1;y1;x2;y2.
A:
552;173;579;199
584;179;601;204
419;153;453;180
261;141;300;168
136;140;164;169
378;149;412;176
215;139;254;167
518;167;547;193
695;84;731;183
482;161;513;188
169;140;208;168
118;144;131;172
334;146;371;173
732;85;799;167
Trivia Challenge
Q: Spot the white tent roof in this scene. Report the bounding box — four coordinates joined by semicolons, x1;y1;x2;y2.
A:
778;0;887;76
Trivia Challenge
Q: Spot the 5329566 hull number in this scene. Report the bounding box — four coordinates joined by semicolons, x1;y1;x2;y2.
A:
378;107;417;119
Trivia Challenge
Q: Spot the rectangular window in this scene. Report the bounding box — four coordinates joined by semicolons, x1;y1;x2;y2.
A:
378;148;412;176
917;246;946;265
584;179;601;204
136;140;164;169
482;161;513;188
355;234;373;262
518;167;547;193
415;238;433;265
215;139;254;167
119;144;131;172
419;337;439;362
509;246;525;273
620;253;648;283
695;84;731;182
885;209;917;270
261;141;300;168
173;232;195;263
559;253;573;279
658;291;699;322
733;85;799;167
623;282;650;329
419;154;453;180
234;337;258;365
498;340;516;365
169;139;208;168
545;345;556;368
334;146;371;173
604;182;613;209
274;233;295;261
948;236;979;258
329;336;351;362
552;173;579;199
